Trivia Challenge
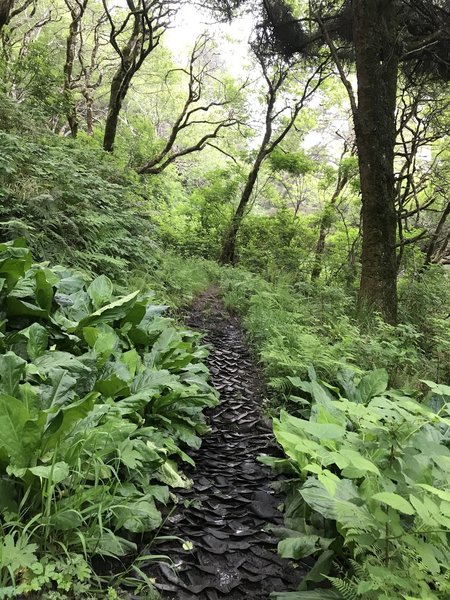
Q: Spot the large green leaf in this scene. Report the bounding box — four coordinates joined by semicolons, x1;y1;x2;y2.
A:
28;461;70;484
87;275;113;310
300;478;375;533
76;290;140;331
24;322;48;360
35;268;54;312
42;392;98;451
33;351;91;377
55;273;87;295
0;352;26;396
6;296;49;319
158;460;192;488
95;361;131;398
355;369;388;404
417;483;450;502
114;495;162;533
279;410;345;441
278;535;321;559
340;449;380;477
41;368;77;410
0;394;30;466
371;492;415;515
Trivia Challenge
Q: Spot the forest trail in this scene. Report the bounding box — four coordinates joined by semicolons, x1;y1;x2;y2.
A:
147;288;304;599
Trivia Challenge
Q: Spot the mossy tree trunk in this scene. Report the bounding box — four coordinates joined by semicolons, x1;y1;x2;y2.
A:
353;0;399;324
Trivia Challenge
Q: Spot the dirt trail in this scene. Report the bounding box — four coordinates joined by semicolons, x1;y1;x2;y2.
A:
148;288;304;599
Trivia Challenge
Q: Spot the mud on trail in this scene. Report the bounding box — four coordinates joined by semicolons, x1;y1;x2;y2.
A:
148;288;304;599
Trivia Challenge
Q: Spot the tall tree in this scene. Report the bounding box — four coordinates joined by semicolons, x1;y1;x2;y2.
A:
219;48;328;264
138;33;246;175
102;0;178;152
261;0;450;323
351;1;399;323
63;0;88;137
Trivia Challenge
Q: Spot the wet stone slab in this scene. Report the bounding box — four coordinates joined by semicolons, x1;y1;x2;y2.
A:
144;290;304;599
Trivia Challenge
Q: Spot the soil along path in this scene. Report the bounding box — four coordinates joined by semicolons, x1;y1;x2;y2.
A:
148;289;304;599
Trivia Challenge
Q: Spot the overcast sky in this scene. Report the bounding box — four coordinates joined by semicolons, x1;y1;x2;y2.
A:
166;4;253;76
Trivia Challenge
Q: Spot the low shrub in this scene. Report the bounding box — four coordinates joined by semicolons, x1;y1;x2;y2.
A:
263;369;450;599
0;240;217;598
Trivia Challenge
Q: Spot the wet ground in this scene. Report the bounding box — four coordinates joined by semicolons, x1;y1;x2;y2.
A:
147;289;304;599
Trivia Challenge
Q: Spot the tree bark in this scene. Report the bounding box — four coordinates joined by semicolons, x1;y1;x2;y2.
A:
103;70;128;151
63;1;87;138
102;7;145;153
424;200;450;266
0;0;14;32
353;0;399;324
220;154;266;264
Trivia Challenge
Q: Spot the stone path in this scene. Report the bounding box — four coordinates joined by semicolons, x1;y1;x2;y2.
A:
147;289;304;599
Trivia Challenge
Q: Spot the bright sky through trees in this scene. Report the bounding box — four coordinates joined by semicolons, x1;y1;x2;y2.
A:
166;3;252;74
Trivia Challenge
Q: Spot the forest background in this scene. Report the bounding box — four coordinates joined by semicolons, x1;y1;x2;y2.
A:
1;0;450;599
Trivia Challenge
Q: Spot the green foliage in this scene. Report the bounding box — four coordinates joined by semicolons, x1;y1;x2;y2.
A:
0;240;218;597
154;166;243;260
10;40;67;120
399;267;450;382
217;268;430;397
269;149;315;176
0;124;157;280
238;210;318;276
145;253;220;309
266;371;450;599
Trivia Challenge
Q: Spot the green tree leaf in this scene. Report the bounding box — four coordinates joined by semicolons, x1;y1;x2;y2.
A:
371;492;415;515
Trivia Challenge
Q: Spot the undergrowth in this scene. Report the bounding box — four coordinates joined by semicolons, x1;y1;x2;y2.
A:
0;240;217;598
0;92;157;282
263;370;450;600
217;266;450;398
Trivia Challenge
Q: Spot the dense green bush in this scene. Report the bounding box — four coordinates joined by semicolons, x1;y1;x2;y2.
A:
218;268;431;395
264;370;450;599
0;240;217;598
0;91;158;281
237;210;318;278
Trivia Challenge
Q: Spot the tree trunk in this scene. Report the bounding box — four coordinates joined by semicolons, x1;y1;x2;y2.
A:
424;200;450;266
0;0;14;32
311;216;330;281
85;94;94;135
353;0;399;324
219;157;264;264
64;19;79;137
103;69;127;152
63;1;87;138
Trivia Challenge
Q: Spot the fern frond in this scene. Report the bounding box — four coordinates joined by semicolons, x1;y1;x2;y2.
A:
329;576;359;600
